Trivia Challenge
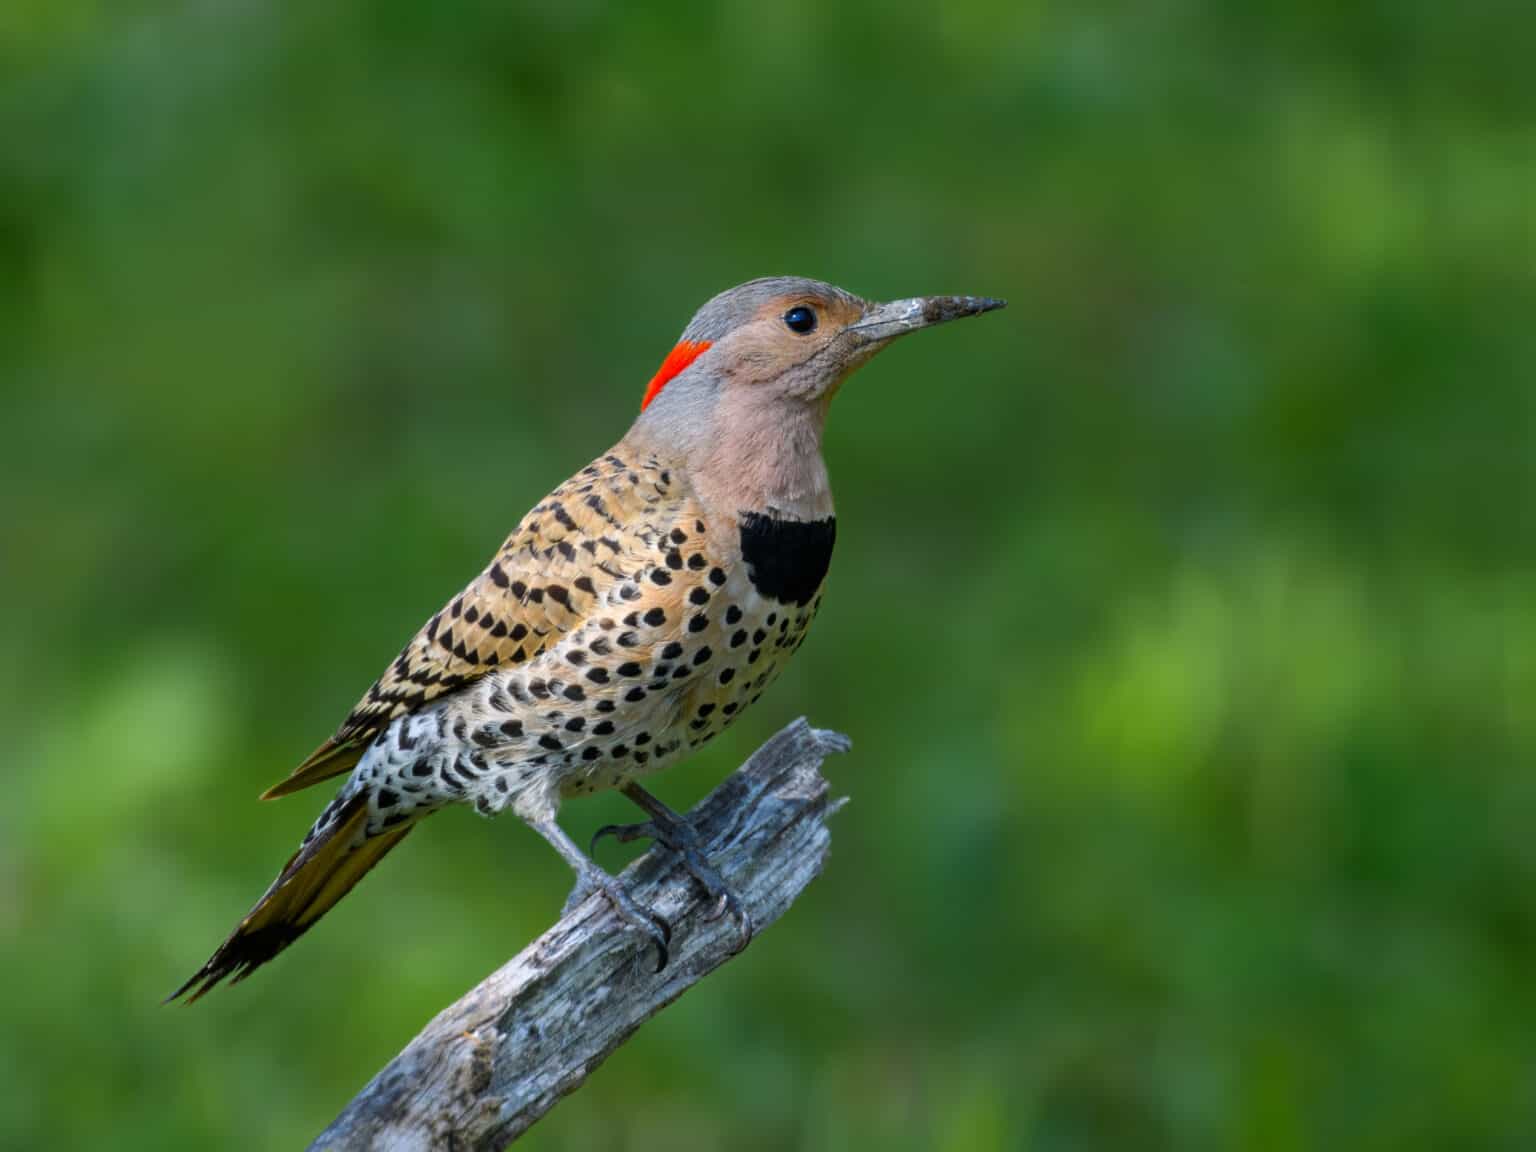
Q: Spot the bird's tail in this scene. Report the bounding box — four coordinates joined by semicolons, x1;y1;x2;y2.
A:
169;788;414;1002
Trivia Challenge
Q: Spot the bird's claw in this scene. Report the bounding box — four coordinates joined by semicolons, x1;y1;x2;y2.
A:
592;812;753;952
565;868;672;972
590;819;659;858
699;883;753;952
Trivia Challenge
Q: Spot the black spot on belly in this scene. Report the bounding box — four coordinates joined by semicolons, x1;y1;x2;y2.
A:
738;513;835;606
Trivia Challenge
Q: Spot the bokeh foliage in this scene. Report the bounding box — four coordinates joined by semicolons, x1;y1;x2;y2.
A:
3;1;1534;1148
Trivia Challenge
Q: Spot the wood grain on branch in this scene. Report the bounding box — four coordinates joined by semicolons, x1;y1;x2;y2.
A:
310;718;850;1152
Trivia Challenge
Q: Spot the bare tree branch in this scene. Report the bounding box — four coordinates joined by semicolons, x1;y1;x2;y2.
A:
309;719;850;1151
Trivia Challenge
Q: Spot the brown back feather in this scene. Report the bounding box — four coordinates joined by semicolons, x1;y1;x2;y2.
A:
259;736;364;799
259;451;686;799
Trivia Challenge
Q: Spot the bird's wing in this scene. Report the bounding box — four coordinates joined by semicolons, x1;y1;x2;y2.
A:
262;450;687;798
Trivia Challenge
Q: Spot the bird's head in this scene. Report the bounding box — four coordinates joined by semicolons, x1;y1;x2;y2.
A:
630;276;1003;517
637;276;1005;415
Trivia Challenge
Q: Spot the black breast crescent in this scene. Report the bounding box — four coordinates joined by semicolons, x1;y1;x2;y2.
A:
738;513;836;606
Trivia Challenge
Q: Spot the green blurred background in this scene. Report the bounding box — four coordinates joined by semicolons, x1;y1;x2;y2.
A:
4;1;1535;1148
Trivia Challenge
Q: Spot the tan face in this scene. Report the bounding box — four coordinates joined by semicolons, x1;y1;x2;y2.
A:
711;289;874;400
630;277;1004;521
643;277;1005;423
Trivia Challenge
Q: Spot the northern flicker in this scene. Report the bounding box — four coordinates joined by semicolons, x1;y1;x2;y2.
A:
172;277;1003;999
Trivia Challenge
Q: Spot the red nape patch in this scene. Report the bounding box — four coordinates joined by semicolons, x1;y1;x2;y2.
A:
641;340;711;410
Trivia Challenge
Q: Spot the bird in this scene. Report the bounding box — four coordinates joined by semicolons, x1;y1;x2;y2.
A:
171;276;1003;1000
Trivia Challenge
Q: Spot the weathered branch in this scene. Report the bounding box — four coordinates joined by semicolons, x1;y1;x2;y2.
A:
310;719;850;1151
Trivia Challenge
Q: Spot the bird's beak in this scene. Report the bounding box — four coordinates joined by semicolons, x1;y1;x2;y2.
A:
845;295;1006;345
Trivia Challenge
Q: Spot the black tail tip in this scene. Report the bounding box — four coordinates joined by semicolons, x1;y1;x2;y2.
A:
164;961;236;1005
164;924;299;1004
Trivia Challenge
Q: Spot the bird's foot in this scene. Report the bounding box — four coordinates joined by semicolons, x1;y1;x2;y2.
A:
563;864;672;972
592;805;753;952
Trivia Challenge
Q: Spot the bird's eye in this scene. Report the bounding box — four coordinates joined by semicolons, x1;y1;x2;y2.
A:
783;306;818;334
